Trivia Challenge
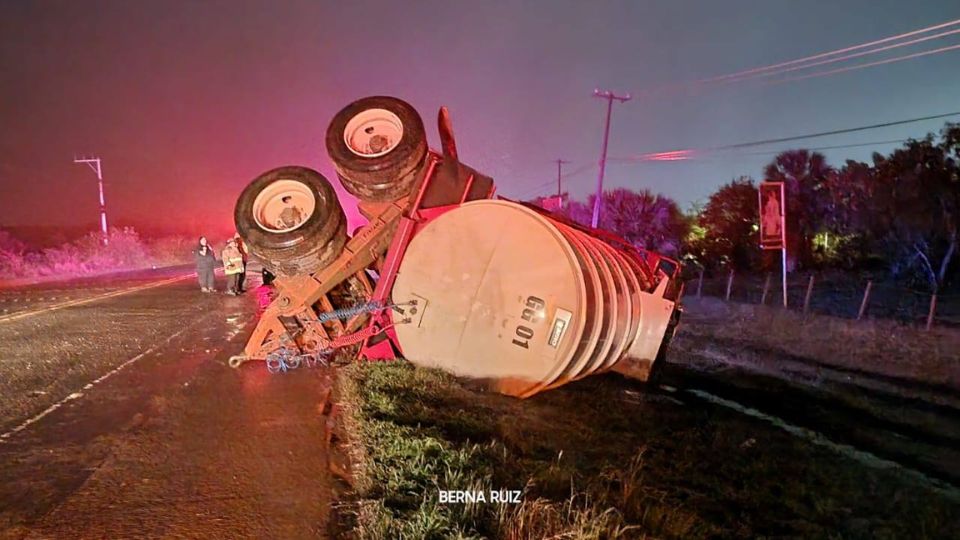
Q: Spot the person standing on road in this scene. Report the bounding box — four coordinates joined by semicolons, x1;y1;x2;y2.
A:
194;236;217;292
233;233;248;293
221;238;244;296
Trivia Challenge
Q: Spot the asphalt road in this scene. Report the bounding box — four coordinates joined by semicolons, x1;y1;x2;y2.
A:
0;269;339;539
0;267;957;538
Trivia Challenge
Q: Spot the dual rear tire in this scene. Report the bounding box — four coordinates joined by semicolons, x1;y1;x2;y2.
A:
325;96;427;202
234;166;346;277
234;96;428;277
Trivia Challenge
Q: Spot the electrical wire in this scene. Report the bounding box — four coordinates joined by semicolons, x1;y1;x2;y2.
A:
764;42;960;85
635;18;960;97
513;161;596;200
610;110;960;162
604;139;911;164
560;162;595;180
522;114;954;198
523;19;960;199
740;138;909;156
716;111;958;151
714;28;960;85
514;179;556;200
699;18;960;84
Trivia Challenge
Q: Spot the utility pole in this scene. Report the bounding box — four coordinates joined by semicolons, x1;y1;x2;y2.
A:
74;156;108;245
555;158;569;197
591;89;631;228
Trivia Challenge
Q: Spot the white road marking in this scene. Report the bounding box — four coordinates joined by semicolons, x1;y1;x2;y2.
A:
685;388;960;501
0;273;195;324
0;326;190;443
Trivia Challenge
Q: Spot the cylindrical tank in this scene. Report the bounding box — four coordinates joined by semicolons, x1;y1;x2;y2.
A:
391;200;654;398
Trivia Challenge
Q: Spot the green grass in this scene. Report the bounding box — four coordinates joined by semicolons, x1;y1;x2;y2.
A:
336;362;959;539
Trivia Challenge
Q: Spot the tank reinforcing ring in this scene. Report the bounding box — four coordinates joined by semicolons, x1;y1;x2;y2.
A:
343;108;404;158
250;178;317;234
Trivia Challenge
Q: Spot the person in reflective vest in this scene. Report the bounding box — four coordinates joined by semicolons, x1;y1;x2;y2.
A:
221;238;244;296
233;233;249;293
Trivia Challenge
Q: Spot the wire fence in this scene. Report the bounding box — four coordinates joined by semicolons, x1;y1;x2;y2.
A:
684;270;960;330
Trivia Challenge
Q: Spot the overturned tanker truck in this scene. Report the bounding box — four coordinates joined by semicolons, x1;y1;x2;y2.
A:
230;96;683;398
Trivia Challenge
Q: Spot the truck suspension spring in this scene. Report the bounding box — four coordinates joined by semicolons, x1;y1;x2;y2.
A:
315;300;414;323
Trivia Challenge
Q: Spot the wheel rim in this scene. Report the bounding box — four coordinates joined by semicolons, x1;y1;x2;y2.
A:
251;179;317;233
343;108;404;158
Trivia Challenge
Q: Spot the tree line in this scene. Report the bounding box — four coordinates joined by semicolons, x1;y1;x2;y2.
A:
550;122;959;293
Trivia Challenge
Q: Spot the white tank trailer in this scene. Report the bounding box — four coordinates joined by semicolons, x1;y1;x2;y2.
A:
393;200;682;397
233;95;683;398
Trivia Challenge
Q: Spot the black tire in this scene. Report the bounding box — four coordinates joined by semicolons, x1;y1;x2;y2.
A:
234;166;347;278
265;215;347;277
325;96;427;202
647;309;681;386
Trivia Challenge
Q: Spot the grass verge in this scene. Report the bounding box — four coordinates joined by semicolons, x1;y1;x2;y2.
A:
336;362;959;539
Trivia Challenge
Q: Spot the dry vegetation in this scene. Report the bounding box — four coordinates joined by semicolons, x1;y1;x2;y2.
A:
0;228;194;281
335;362;958;539
676;296;960;389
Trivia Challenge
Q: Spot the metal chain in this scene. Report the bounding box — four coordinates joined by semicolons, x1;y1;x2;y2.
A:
265;348;331;374
265;300;415;374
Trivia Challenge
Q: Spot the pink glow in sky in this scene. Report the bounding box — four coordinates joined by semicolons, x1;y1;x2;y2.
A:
1;1;958;237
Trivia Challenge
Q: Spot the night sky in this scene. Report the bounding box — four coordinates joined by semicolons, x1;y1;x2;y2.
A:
2;0;959;236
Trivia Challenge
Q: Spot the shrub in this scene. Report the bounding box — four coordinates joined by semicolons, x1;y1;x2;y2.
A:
0;227;194;280
146;236;194;266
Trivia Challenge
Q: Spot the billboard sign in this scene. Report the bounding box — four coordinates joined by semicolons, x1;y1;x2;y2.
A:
759;182;785;250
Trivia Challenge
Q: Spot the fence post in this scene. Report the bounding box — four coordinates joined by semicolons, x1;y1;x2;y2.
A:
926;293;938;331
857;280;873;321
803;275;815;314
760;273;771;305
696;268;703;299
725;269;734;301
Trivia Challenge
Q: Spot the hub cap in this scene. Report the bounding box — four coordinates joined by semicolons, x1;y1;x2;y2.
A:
343;108;404;158
251;179;317;233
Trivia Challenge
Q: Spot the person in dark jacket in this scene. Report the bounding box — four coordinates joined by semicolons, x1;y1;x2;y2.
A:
194;236;217;292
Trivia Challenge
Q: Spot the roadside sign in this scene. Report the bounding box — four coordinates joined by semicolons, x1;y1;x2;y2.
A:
539;194;566;212
758;182;785;250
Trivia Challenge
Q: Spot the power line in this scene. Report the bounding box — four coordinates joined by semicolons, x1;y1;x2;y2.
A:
611;110;960;162
515;179;557;200
699;17;960;84
527;115;954;197
513;161;595;200
518;137;917;199
606;139;913;164
716;28;960;85
741;138;909;156
718;111;960;150
560;162;594;179
764;42;960;85
635;17;960;96
528;20;960;200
